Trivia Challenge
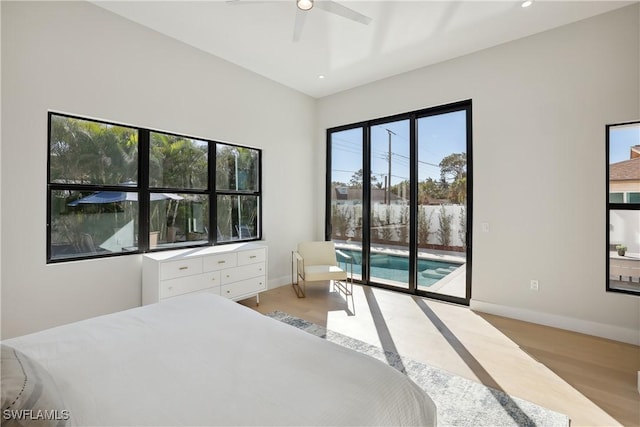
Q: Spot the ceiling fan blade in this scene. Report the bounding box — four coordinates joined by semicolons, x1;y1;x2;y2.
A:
314;0;372;25
292;9;307;42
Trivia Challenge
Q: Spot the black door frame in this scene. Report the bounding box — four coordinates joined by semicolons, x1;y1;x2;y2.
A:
326;100;472;305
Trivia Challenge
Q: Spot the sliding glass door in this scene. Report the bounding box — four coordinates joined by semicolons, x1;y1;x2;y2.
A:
327;101;471;304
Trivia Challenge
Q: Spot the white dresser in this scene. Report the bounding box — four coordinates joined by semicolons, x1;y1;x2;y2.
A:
142;243;267;305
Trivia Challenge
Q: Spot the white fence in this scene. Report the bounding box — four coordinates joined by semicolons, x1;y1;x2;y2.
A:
332;203;466;248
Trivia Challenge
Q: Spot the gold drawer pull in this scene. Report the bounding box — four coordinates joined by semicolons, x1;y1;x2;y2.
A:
217;260;226;264
249;255;257;259
226;290;230;294
179;266;189;271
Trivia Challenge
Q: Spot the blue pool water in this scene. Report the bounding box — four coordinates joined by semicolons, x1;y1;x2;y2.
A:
337;249;462;288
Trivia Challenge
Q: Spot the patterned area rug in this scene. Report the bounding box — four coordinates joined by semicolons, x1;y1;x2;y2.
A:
266;311;570;427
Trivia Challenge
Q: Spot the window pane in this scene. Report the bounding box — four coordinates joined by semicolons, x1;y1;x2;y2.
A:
417;110;468;298
50;190;139;260
216;144;259;191
609;123;640;204
609;192;624;203
369;120;411;289
330;128;363;249
49;115;138;185
216;195;259;241
149;193;209;248
609;210;640;293
628;193;640;204
149;132;208;189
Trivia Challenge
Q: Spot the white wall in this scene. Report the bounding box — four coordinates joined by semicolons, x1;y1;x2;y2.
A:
317;5;640;344
1;1;317;338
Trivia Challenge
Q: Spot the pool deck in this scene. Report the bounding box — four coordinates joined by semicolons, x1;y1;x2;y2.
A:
424;263;466;298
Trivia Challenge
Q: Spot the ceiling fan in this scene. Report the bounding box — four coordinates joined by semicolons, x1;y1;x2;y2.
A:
227;0;372;42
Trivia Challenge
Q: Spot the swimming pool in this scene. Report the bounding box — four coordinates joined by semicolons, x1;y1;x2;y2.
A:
336;249;462;288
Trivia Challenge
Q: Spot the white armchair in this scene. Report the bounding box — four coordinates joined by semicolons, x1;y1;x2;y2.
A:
292;241;353;298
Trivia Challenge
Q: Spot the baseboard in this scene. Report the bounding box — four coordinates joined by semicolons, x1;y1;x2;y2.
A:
470;299;640;345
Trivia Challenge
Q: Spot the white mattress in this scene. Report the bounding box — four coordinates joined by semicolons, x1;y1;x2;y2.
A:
3;293;436;426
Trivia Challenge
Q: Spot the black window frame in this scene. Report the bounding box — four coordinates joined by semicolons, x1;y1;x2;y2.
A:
47;112;262;263
606;120;639;296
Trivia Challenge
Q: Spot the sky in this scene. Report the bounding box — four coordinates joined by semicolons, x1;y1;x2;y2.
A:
609;122;640;164
331;110;467;186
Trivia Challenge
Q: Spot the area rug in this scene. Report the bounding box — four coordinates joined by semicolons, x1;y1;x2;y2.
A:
266;311;570;427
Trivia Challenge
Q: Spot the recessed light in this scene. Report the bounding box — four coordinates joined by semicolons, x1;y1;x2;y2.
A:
521;0;533;8
318;75;326;79
297;0;313;11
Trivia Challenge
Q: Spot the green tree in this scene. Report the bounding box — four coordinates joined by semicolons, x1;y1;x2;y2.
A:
50;116;137;185
215;144;259;191
349;169;378;189
437;205;453;247
449;176;467;204
439;153;467;204
381;206;393;241
332;205;352;239
399;204;409;244
418;177;447;203
150;133;208;189
458;205;467;248
440;153;466;182
418;207;433;246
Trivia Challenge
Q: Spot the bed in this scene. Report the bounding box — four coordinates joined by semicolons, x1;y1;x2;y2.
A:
2;293;436;426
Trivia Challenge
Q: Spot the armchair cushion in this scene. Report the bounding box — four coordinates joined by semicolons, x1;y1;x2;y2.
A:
304;265;348;282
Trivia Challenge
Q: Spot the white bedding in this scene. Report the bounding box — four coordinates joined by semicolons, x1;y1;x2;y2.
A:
3;293;436;426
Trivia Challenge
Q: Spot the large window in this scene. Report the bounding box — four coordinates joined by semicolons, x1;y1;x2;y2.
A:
47;113;261;262
607;121;640;295
216;143;261;242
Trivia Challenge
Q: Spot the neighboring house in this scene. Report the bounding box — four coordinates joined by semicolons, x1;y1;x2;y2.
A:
333;187;404;204
609;145;640;203
333;186;448;205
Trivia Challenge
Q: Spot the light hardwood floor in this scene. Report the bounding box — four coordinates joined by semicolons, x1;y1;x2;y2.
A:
240;283;640;426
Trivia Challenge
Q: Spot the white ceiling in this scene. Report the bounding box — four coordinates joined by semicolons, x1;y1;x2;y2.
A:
93;0;634;98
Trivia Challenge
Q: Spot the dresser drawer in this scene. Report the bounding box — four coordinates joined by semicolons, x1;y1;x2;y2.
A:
203;252;237;272
238;248;266;265
160;258;202;280
221;263;266;285
160;272;220;299
221;276;266;300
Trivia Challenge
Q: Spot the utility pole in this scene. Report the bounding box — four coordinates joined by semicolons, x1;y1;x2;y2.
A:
386;128;396;205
